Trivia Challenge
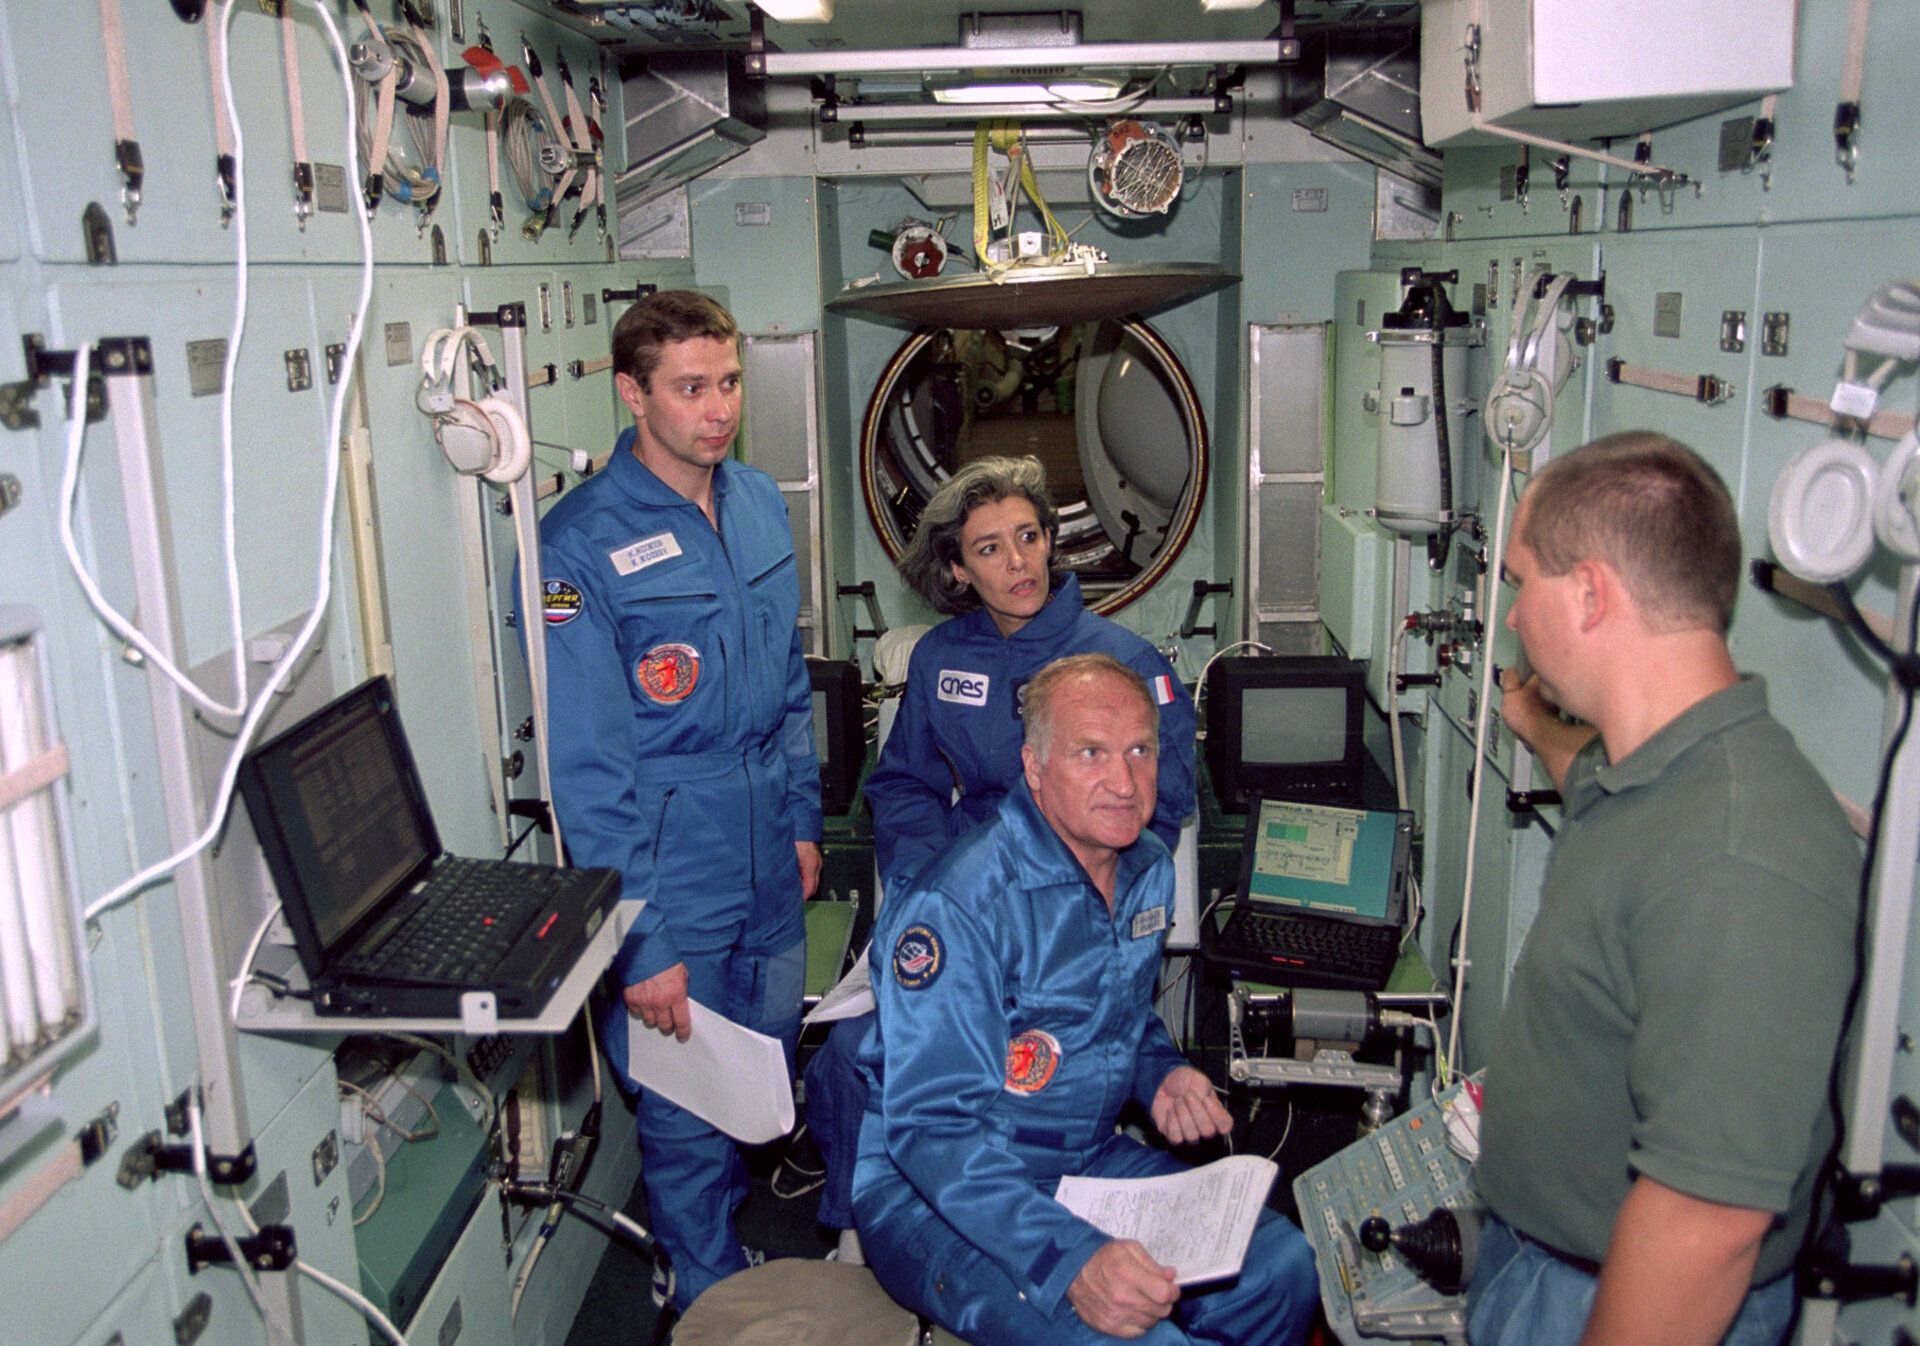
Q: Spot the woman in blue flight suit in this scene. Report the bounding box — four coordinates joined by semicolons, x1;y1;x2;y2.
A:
803;455;1196;1244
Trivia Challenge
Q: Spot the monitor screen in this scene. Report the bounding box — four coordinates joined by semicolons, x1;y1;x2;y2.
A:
1241;685;1351;767
1240;797;1400;921
1205;656;1367;809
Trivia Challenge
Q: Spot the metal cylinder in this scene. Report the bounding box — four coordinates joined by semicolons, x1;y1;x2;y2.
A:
1374;331;1476;536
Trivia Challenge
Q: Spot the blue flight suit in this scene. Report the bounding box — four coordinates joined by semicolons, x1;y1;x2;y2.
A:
851;783;1317;1346
805;574;1198;1226
533;432;820;1311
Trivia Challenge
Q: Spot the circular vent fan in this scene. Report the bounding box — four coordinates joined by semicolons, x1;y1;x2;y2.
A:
1090;120;1183;218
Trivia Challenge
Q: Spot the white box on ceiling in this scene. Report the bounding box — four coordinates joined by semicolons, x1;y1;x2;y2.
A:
1419;0;1797;148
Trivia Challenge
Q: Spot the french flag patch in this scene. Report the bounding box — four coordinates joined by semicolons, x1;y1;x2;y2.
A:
1151;674;1176;705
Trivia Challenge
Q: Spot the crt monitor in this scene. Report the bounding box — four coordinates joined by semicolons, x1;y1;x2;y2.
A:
807;657;867;816
1205;656;1367;809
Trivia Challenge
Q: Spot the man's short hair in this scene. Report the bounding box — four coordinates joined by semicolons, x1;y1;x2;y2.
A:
611;290;738;392
1521;431;1742;635
897;456;1061;616
1022;653;1158;762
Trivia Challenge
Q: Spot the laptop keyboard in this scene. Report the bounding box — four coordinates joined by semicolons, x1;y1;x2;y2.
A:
346;858;582;985
1213;906;1401;984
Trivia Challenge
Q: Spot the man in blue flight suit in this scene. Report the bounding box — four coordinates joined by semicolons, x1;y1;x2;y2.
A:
805;459;1197;1253
852;653;1317;1344
534;289;822;1313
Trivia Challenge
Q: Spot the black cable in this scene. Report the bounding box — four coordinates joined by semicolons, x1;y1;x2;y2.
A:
1797;572;1920;1295
1427;319;1455;572
502;1181;656;1252
1826;580;1920;690
502;816;541;860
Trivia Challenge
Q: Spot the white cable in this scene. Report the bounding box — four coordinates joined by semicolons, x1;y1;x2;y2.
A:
228;900;284;1020
81;0;375;924
207;1066;410;1346
1388;619;1411;813
382;1030;497;1137
299;1257;411;1346
353;26;443;208
1444;446;1518;1077
1192;640;1273;741
350;1128;387;1225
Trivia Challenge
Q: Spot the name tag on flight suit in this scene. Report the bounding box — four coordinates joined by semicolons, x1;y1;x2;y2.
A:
609;531;683;576
1132;906;1167;939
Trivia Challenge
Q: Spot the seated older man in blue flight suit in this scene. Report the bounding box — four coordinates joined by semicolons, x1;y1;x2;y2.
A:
852;653;1317;1344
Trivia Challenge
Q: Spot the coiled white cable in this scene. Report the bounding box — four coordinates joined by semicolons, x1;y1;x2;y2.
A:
80;0;375;923
58;0;257;725
353;26;444;207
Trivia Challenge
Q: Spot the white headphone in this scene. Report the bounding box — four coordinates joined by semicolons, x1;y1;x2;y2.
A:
1485;271;1576;455
417;326;532;484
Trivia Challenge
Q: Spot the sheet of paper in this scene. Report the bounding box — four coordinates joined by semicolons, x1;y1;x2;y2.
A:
803;946;874;1025
1055;1154;1278;1286
624;997;795;1144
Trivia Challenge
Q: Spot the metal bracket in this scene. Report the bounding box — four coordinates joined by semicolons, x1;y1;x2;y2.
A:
1834;101;1861;182
1831;1164;1920;1223
117;1128;258;1188
1895;1094;1920;1152
1800;1239;1916;1307
1761;312;1790;357
467;302;528;330
1505;788;1562;815
185;1222;296;1276
601;284;658;305
0;333;128;431
837;581;890;641
1720;310;1747;354
1179;580;1232;639
82;201;117;265
1535;272;1605;303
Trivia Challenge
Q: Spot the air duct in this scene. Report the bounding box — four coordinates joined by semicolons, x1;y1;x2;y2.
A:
615;52;765;217
1292;32;1440;190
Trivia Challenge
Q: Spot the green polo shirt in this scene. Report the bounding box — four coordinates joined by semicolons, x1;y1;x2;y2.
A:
1476;677;1859;1284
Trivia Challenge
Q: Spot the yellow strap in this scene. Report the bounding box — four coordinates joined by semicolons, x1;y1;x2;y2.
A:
972;122;992;262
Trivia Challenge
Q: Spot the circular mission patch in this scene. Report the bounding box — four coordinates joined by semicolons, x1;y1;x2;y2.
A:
543;578;583;626
891;923;943;990
635;643;701;703
1004;1029;1061;1094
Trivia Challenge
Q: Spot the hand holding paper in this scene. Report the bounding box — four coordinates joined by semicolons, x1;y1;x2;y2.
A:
625;997;795;1144
1056;1155;1279;1286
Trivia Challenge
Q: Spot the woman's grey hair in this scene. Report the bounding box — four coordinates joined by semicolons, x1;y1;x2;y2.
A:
896;456;1060;615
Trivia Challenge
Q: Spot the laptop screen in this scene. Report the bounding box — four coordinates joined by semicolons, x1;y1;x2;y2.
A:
241;678;438;958
1237;797;1406;923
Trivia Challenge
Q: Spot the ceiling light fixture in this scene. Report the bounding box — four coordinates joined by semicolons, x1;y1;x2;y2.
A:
753;0;833;22
761;37;1290;78
931;79;1128;105
1198;0;1268;10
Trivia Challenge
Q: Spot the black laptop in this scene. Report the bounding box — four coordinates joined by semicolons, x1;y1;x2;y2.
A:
1203;796;1414;992
237;676;620;1019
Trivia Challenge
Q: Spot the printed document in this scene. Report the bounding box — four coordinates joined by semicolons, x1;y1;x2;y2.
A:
1055;1154;1278;1285
803;946;875;1025
625;997;795;1144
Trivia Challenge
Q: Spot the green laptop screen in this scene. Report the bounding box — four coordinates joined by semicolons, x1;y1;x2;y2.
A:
1242;798;1400;920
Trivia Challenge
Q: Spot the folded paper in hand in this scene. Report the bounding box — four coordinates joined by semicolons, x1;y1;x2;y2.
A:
1055;1154;1278;1286
625;997;795;1144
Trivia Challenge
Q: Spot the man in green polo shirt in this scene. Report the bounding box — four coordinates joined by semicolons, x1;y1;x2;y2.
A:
1472;431;1860;1345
